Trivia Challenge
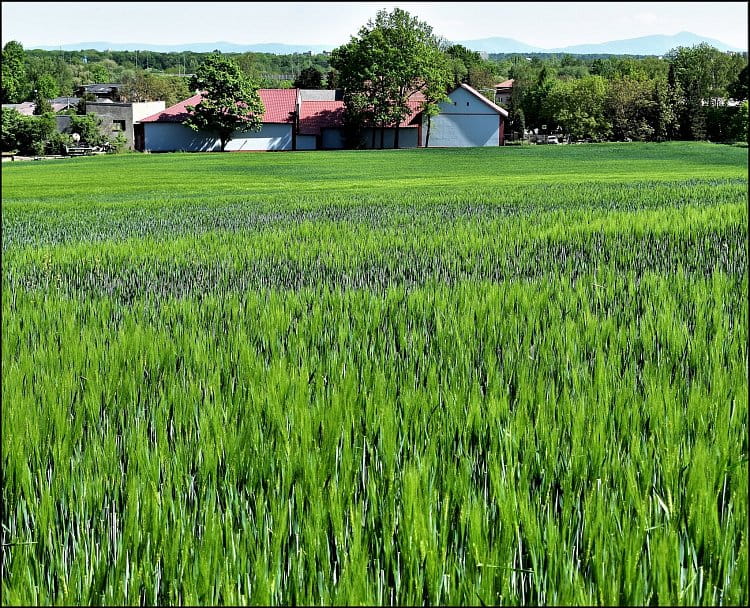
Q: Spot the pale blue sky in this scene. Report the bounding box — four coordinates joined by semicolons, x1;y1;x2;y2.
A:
2;2;748;50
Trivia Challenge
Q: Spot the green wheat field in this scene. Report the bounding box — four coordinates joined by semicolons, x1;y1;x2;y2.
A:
1;142;747;605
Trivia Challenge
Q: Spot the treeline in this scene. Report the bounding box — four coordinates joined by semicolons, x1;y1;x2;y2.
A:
500;46;748;143
0;43;334;104
2;30;748;148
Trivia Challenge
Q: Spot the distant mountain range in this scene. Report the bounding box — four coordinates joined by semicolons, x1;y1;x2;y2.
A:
33;32;746;56
455;31;746;55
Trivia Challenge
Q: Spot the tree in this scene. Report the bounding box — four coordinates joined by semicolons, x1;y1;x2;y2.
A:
331;8;451;149
546;75;610;140
605;76;657;141
420;45;452;148
183;54;265;152
728;64;749;101
325;69;339;90
1;41;29;103
69;113;107;147
445;44;496;89
522;66;555;131
293;66;324;89
32;74;58;115
121;70;190;106
1;108;61;155
87;62;111;84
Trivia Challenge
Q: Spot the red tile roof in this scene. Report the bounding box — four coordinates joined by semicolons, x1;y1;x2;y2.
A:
298;98;424;135
140;88;426;130
495;79;514;89
298;101;345;135
258;88;298;123
139;89;297;124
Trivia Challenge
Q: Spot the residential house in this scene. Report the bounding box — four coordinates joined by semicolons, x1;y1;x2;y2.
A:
75;83;124;102
494;79;514;106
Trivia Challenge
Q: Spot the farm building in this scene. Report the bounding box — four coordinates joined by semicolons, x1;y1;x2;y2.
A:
423;84;507;148
297;89;424;150
136;83;507;151
137;89;298;152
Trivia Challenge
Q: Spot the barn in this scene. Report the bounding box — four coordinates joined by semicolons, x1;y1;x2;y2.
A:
136;84;507;151
422;83;508;147
137;89;298;152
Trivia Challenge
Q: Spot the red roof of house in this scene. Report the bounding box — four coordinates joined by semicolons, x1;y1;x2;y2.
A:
298;101;345;135
495;79;514;89
298;97;424;135
139;89;297;124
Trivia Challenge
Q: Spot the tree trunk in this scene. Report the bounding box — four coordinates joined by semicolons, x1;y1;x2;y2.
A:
425;115;432;148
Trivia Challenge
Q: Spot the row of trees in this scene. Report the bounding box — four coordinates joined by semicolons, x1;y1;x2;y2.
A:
506;44;748;142
1;42;336;104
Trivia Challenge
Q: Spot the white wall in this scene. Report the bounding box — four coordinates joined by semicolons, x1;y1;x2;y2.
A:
436;87;498;115
421;87;501;147
143;123;295;152
225;124;293;151
144;123;220;152
131;101;166;122
422;114;499;147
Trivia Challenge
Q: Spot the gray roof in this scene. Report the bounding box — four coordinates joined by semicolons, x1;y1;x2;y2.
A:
78;83;123;94
298;89;343;102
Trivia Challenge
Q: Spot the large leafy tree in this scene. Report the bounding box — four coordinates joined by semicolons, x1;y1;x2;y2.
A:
184;54;265;152
2;41;29;103
545;75;610;141
121;69;190;106
331;8;451;149
293;66;324;89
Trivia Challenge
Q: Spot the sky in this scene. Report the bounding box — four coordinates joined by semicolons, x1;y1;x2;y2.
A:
2;1;748;50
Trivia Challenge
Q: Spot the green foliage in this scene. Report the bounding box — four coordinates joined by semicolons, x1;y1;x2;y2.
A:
444;44;501;91
2;40;29;103
293;66;325;89
0;109;58;155
728;64;749;101
107;131;129;153
68;113;107;147
1;143;747;605
184;54;265;152
331;8;452;149
1;107;24;151
121;69;191;106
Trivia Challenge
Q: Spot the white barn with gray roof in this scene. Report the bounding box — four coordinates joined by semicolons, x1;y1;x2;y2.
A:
422;83;508;147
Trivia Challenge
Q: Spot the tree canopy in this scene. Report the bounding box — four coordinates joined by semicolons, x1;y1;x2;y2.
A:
330;8;451;149
183;54;265;152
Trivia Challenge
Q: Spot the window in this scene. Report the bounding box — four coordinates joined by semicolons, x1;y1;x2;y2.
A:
112;120;126;132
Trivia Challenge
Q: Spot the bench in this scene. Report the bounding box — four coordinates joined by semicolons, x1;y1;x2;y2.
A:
66;146;95;157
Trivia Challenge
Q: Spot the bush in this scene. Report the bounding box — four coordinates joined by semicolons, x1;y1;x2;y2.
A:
1;109;58;155
68;113;107;147
107;132;128;153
